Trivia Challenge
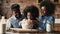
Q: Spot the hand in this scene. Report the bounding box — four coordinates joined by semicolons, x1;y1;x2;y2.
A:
21;19;33;26
27;19;33;25
21;19;33;29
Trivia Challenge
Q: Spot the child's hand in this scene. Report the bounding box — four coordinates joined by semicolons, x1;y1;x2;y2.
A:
27;19;33;25
21;19;33;29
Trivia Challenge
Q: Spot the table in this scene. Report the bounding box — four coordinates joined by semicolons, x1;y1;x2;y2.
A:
7;28;45;33
6;31;60;34
6;28;60;34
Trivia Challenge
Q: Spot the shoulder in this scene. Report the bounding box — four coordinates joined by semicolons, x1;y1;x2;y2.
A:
7;16;15;22
47;16;54;19
39;16;42;20
20;19;26;23
46;16;55;21
22;19;26;21
39;16;42;19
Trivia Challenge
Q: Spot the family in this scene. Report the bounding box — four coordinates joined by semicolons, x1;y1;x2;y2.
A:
6;1;55;32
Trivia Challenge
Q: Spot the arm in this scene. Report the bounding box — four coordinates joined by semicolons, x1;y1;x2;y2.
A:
6;19;12;30
47;17;55;31
33;20;39;24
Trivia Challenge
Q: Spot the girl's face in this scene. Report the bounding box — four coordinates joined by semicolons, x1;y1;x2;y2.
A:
41;6;46;16
27;12;32;19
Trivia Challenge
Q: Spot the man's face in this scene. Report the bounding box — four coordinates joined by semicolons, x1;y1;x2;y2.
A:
40;6;46;16
13;11;20;19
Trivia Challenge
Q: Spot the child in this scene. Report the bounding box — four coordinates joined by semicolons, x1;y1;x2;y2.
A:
19;5;39;29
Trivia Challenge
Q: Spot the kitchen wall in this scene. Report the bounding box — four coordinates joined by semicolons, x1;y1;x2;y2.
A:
1;0;60;19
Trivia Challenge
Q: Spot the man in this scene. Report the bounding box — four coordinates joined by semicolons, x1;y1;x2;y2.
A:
6;4;24;28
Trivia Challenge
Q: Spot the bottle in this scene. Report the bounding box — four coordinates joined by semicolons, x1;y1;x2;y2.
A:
46;20;52;32
0;16;6;34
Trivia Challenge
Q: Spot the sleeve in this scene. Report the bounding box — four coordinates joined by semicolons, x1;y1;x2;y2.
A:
47;17;55;27
6;19;12;28
38;16;41;21
19;19;25;28
19;21;22;26
38;17;43;30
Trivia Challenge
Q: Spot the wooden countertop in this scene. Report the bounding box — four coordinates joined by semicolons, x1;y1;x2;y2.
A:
7;28;45;33
7;28;60;33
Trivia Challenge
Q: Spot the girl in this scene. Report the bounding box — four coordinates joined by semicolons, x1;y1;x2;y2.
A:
19;5;39;29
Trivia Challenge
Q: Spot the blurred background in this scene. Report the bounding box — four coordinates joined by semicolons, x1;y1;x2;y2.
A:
0;0;60;19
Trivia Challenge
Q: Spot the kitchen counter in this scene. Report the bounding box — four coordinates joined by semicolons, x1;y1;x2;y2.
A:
6;28;60;34
6;28;44;33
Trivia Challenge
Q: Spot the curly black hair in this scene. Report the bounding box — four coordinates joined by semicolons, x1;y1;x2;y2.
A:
23;5;39;20
40;1;56;16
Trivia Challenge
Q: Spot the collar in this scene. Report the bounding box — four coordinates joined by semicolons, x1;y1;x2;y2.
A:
12;15;17;20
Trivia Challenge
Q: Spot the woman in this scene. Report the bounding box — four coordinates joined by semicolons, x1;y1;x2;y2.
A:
38;1;55;31
19;5;39;29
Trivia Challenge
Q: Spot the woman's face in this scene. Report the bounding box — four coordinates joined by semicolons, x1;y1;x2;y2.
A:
40;6;46;16
27;12;32;19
